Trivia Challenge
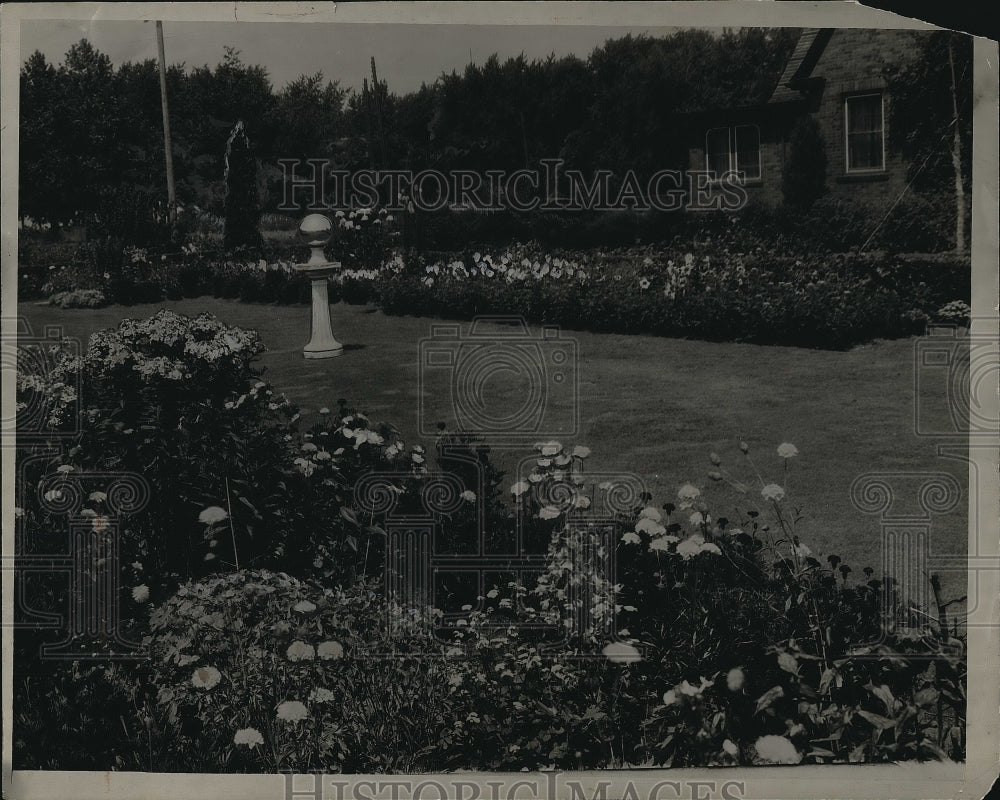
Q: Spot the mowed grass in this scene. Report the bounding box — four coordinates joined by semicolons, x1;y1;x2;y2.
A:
18;297;970;601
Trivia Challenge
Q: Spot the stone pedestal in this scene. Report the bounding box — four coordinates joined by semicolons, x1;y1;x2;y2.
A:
294;214;344;359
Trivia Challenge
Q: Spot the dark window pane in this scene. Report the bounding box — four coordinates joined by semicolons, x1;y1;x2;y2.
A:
706;128;730;176
735;125;761;180
848;132;883;170
848;96;881;133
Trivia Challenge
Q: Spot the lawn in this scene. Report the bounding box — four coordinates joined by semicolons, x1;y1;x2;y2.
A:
17;296;970;601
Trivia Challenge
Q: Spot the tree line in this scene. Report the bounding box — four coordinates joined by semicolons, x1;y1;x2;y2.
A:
19;29;800;225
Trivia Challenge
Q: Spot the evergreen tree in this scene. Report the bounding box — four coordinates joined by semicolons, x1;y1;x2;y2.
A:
223;121;263;250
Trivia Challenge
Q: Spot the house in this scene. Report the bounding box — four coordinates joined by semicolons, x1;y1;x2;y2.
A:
686;28;922;207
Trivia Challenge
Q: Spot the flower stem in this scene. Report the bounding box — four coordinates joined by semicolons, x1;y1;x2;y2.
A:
225;476;240;571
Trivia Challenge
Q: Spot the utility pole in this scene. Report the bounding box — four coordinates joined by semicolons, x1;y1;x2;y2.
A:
947;34;966;253
156;21;177;224
370;57;388;168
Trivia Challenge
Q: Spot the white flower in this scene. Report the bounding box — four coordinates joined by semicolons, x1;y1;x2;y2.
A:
293;600;317;613
638;506;662;522
677;483;700;507
571;445;591;459
286;641;315;661
635;517;666;536
319;407;330;414
676;536;704;560
310;687;335;704
191;666;222;690
56;464;74;473
460;490;476;503
539;441;562;456
754;735;801;764
777;442;799;459
663;689;679;706
726;667;746;692
793;540;812;557
723;739;739;757
538;505;562;520
131;585;150;603
649;536;675;553
317;640;344;660
510;481;530;497
761;484;785;502
199;506;228;525
234;728;264;749
602;642;641;664
699;542;722;556
678;676;713;696
276;701;309;723
621;531;641;545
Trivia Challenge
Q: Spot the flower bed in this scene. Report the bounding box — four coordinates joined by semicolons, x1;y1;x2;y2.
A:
20;231;969;350
13;310;966;770
373;246;969;348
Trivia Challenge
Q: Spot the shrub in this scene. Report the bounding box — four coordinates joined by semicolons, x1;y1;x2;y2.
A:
782;116;828;209
14;311;394;597
147;570;457;773
13;660;152;770
48;288;107;308
88;184;179;250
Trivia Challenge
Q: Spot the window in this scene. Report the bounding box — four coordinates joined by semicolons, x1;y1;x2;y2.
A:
845;93;885;172
705;125;761;181
706;128;731;177
735;125;761;180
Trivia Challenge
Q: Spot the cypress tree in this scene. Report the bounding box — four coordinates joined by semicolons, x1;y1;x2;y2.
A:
223;120;263;250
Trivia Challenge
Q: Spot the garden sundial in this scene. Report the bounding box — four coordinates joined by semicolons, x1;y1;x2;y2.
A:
293;213;345;359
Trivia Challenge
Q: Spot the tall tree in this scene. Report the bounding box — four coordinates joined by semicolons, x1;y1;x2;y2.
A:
19;51;61;222
223;121;263;250
886;31;973;252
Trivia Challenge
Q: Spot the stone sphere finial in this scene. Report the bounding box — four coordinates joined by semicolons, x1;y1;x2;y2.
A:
298;213;333;265
299;213;333;246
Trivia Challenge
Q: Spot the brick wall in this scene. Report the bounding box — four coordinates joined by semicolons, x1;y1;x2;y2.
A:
802;28;923;204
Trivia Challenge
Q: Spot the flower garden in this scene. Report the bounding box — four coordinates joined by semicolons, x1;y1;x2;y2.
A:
12;204;970;773
19;206;970;349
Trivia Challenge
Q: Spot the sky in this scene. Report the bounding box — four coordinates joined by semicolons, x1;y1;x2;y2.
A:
20;20;686;93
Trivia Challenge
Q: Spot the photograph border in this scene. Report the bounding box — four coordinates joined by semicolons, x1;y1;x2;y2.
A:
1;3;997;799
